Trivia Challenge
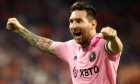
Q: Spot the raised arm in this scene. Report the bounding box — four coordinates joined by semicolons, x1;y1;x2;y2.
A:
6;18;56;55
100;27;123;54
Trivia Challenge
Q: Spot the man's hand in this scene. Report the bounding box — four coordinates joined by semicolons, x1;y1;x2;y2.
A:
99;27;117;41
6;17;56;55
6;18;24;33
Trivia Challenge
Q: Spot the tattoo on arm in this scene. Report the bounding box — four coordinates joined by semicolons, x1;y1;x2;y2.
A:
19;28;56;55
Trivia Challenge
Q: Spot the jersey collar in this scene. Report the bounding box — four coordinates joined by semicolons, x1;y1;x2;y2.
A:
73;33;101;49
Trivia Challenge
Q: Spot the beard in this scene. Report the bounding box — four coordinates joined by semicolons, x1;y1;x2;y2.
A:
70;28;92;46
74;34;89;45
75;37;85;44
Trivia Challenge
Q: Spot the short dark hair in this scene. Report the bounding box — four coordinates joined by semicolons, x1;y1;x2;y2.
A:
70;2;96;21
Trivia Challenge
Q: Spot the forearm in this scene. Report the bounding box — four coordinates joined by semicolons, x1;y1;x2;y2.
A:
108;36;123;54
18;28;56;55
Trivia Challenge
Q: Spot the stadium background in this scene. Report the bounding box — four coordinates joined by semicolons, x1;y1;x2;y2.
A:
0;0;140;84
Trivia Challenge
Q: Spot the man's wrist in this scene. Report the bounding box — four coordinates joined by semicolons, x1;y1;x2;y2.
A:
110;35;118;42
16;27;25;34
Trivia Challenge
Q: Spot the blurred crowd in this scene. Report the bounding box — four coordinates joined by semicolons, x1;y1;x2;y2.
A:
0;0;140;84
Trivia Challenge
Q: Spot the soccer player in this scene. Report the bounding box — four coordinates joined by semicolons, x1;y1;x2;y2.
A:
6;2;123;84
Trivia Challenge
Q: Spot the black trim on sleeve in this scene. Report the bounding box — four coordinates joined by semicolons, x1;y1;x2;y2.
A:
105;41;113;54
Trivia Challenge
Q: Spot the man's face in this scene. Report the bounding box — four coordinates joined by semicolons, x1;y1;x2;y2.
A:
69;10;94;45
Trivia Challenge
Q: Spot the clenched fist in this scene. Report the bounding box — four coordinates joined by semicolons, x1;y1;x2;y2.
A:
6;18;24;33
100;27;117;41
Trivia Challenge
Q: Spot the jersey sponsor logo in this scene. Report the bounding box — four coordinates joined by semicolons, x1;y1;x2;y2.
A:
73;67;78;78
73;66;99;78
88;51;96;62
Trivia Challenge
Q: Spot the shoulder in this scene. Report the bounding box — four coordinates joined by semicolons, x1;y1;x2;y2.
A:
65;39;75;44
98;38;107;45
53;39;75;48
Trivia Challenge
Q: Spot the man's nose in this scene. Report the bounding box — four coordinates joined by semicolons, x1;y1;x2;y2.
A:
70;22;78;29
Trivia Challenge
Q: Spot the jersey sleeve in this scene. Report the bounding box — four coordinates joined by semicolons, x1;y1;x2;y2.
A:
104;41;121;61
99;39;121;61
53;41;70;63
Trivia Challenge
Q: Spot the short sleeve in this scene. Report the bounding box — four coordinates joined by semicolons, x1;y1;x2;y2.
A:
107;52;121;61
104;41;121;61
53;42;70;63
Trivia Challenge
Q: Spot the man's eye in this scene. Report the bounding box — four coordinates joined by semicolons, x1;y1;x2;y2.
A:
77;19;82;23
69;20;73;23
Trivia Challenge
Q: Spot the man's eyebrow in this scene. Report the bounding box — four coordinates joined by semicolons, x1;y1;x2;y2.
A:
69;18;82;21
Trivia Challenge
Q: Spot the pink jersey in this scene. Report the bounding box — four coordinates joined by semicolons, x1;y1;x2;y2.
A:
53;33;121;84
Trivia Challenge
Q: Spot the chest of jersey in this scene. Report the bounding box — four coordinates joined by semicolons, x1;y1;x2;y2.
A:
71;46;101;79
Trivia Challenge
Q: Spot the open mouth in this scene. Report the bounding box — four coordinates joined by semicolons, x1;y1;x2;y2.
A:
74;32;82;36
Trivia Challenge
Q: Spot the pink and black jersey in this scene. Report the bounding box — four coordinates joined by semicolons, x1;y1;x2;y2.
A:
53;33;121;84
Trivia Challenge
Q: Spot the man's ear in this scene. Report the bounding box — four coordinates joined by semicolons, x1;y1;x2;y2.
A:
91;20;97;30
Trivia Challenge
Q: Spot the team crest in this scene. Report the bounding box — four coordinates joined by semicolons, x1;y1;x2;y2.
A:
88;51;96;62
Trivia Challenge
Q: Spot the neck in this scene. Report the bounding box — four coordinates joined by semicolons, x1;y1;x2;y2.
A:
81;32;96;49
81;42;90;49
